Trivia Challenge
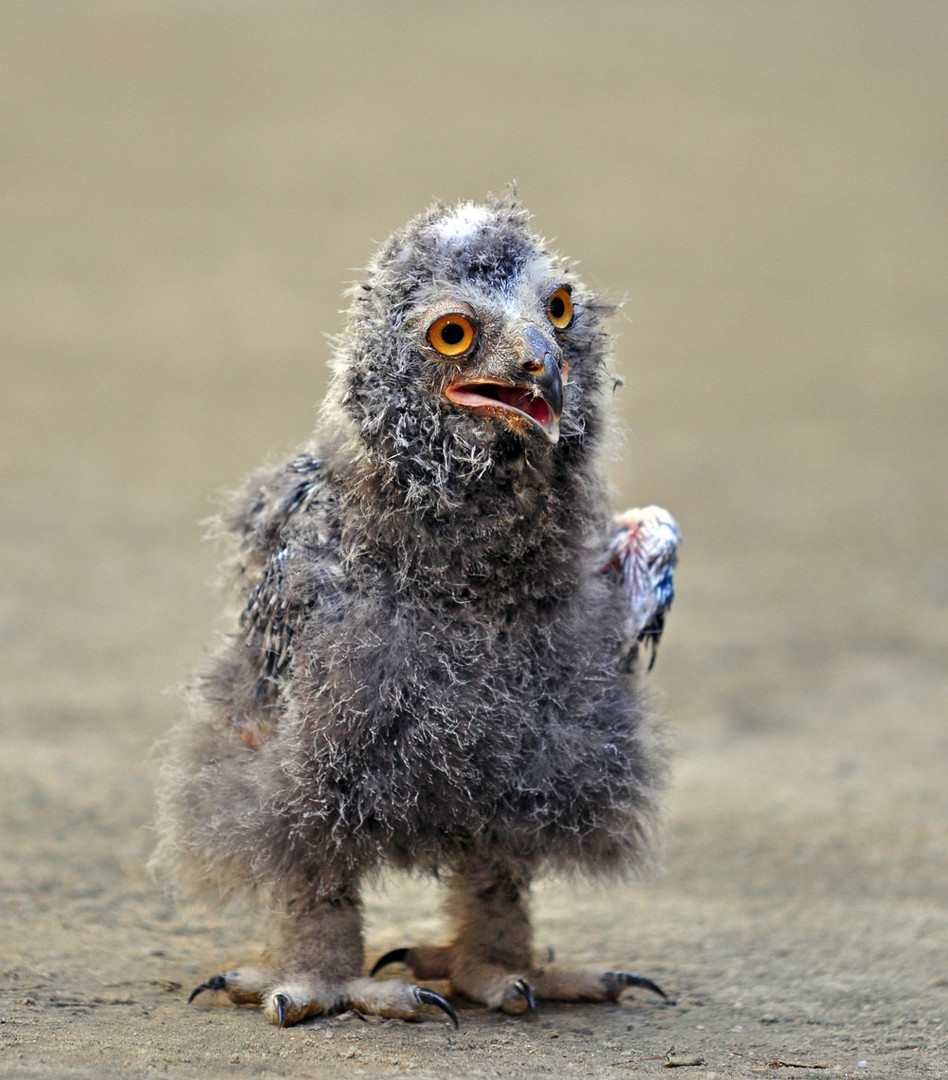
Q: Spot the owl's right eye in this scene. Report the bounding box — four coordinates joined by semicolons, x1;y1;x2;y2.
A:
427;313;477;358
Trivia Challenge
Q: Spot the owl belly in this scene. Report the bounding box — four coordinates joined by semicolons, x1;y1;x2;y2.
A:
293;589;652;873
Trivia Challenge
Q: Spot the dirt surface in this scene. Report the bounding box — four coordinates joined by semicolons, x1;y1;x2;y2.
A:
2;3;946;1078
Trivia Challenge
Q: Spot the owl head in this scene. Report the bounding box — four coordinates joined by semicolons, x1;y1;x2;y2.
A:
327;193;615;491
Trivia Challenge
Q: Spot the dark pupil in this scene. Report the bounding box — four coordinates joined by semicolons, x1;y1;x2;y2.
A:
441;321;465;346
549;296;565;320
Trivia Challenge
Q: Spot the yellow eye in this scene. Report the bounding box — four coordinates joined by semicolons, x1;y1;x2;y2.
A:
547;286;573;330
427;313;476;357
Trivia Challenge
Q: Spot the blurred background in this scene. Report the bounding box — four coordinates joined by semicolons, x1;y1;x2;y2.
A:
1;2;945;1076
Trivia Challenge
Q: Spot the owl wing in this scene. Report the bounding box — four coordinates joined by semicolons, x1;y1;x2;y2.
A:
220;453;343;743
599;506;681;671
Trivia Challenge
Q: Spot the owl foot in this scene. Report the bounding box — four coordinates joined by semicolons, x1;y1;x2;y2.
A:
371;946;535;1014
372;948;670;1012
261;976;458;1028
187;967;457;1028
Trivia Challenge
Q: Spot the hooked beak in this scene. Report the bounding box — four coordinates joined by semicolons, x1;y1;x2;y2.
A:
444;326;565;444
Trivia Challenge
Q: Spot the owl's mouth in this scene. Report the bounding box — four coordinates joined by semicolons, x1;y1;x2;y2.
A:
445;378;560;444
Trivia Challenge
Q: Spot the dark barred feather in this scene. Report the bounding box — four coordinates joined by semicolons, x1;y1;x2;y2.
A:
240;456;343;679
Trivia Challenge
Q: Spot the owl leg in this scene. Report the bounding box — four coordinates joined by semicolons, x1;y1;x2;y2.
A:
443;861;539;1013
188;887;456;1028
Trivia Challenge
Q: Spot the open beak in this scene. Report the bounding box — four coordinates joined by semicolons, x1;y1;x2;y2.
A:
444;328;564;444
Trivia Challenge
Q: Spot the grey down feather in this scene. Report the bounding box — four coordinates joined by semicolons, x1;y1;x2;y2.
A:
155;192;679;904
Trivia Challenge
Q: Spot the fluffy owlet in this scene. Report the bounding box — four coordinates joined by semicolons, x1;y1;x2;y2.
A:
156;193;680;1027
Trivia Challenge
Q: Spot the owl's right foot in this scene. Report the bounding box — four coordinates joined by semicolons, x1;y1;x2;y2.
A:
188;967;457;1028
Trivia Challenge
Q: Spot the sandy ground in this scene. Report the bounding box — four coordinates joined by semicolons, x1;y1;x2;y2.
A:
2;3;946;1078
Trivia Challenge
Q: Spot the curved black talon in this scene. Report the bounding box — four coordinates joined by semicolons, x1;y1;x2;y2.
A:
273;992;290;1028
412;986;459;1029
513;977;537;1017
370;947;410;977
604;971;673;1003
187;974;229;1004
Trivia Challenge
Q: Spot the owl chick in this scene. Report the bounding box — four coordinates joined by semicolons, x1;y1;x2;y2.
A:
156;193;680;1028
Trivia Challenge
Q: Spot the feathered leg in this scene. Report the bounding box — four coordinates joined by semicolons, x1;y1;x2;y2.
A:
189;886;456;1027
372;861;669;1014
446;860;538;1013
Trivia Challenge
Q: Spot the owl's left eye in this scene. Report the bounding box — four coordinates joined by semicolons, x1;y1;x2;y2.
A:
427;313;477;358
547;286;573;330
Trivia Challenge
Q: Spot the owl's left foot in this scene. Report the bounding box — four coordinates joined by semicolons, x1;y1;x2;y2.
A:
371;946;671;1013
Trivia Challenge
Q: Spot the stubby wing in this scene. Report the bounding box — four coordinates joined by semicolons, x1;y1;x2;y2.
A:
599;505;681;670
238;456;342;677
219;453;343;744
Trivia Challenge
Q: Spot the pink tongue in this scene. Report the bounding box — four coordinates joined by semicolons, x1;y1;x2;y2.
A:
495;386;552;426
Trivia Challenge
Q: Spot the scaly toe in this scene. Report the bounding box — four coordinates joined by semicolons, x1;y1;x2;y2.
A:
263;983;331;1027
370;943;454;981
273;992;290;1028
602;971;671;1003
187;973;230;1004
512;978;537;1017
370;948;410;977
187;968;268;1007
412;986;459;1028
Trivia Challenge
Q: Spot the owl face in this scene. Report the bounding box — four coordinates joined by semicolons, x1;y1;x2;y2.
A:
338;196;611;472
414;252;574;445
